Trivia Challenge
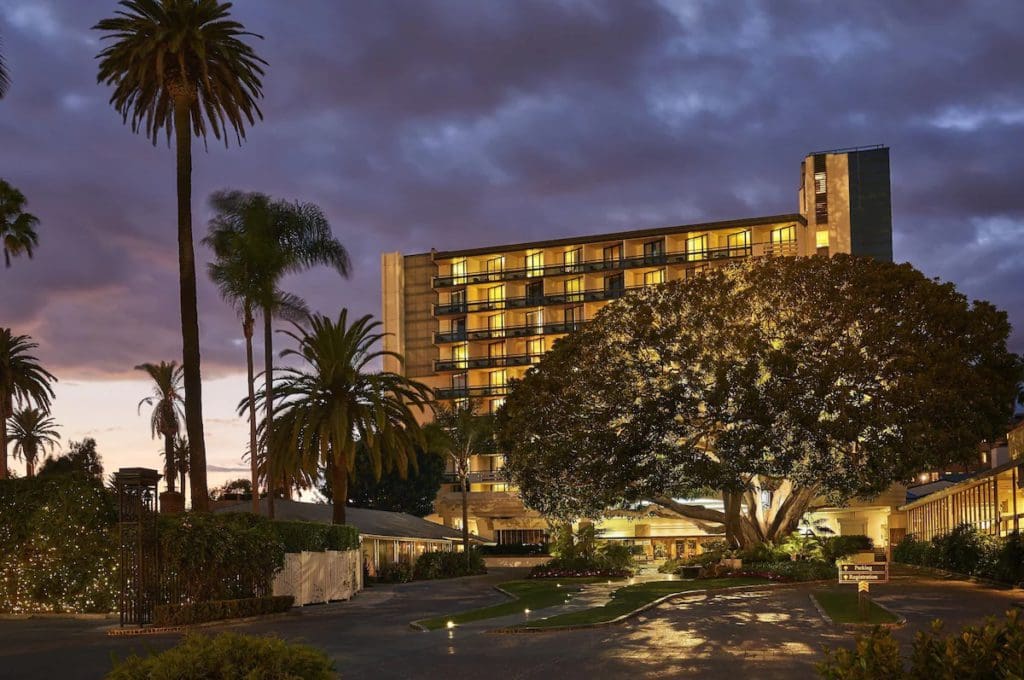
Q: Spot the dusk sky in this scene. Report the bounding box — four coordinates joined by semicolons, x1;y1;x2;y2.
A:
2;0;1023;489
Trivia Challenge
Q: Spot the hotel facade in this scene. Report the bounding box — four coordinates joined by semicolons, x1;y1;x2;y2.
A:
381;146;895;557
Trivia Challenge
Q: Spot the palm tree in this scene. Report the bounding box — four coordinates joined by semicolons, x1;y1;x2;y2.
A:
7;408;60;477
1;179;40;268
0;34;9;99
171;434;189;493
204;190;349;518
0;329;56;479
204;194;309;514
264;311;429;524
135;361;185;493
433;400;497;563
94;0;266;512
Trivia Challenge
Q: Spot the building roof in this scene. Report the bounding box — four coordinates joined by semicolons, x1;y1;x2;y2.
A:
905;480;959;502
214;499;469;542
426;213;807;260
899;458;1023;512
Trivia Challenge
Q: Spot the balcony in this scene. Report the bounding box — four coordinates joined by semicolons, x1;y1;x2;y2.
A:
435;354;535;372
434;320;584;344
434;286;641;316
443;470;504;483
432;243;755;288
433;384;509;400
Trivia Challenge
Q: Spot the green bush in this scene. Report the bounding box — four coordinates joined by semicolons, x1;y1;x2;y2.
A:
412;548;486;580
159;512;285;602
153;595;294;627
106;632;335;679
598;542;635;571
658;558;685;574
478;543;549;556
894;525;1022;585
821;535;873;563
375;561;414;583
819;610;1024;679
0;474;118;613
269;520;359;553
893;534;934;565
734;560;836;582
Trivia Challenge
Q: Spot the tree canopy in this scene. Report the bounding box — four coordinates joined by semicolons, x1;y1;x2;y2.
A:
498;255;1022;547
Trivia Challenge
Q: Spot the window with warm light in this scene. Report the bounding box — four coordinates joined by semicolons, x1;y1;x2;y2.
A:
564;305;583;324
488;342;505;359
527;338;545;361
816;230;829;249
526;309;543;333
526;250;544;277
564;276;583;302
489;369;507;388
643;239;665;263
770;225;796;246
727;230;750;256
488;398;505;414
686;234;708;261
451;259;467;284
487;313;504;331
563;247;582;273
603;243;623;264
487;285;505;305
643;269;664;286
452;343;468;369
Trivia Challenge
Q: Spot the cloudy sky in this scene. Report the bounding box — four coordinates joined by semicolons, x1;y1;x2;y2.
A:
2;0;1022;488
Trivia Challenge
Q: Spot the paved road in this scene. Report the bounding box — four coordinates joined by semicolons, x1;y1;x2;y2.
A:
1;570;1021;679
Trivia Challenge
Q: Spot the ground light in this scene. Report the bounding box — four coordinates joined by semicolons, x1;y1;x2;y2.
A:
446;620;455;629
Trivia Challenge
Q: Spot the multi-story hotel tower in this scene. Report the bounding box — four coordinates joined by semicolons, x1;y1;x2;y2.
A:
381;146;894;554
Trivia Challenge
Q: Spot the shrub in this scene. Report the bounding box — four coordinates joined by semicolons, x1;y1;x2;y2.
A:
159;512;285;602
893;534;933;565
658;558;685;574
375;561;414;583
894;525;1023;585
478;543;549;556
730;560;836;582
821;535;873;563
931;523;997;576
989;532;1024;585
741;541;789;564
106;632;335;680
412;548;486;580
269;520;359;553
818;610;1024;679
153;595;294;627
0;474;118;613
528;539;635;578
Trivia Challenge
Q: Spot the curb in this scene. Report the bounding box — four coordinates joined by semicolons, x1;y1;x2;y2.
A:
409;583;519;631
491;579;831;634
808;592;906;629
104;610;300;637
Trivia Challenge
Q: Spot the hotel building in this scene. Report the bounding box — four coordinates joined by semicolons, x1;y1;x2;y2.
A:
381;145;894;555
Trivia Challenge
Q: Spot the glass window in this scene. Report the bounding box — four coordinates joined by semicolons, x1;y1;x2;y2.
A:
816;230;829;249
452;373;467;391
727;230;750;256
527;338;545;362
564;306;583;324
450;289;465;305
451;317;466;335
488;398;506;414
526;251;544;277
451;259;467;285
488;342;505;359
487;285;505;304
486;256;504;274
814;171;827;194
452;343;468;369
526;310;544;333
603;244;623;264
643;269;665;286
771;225;796;244
564;277;583;302
489;370;507;388
605;273;625;296
686;235;708;262
487;313;505;331
563;248;582;273
526;281;544;305
643;239;665;262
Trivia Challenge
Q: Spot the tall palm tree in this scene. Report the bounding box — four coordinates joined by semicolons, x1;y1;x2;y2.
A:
204;190;349;517
94;0;266;512
0;329;56;479
171;434;189;493
1;179;40;268
135;361;185;493
0;34;9;99
264;311;430;525
433;400;496;563
7;408;60;477
204;194;310;514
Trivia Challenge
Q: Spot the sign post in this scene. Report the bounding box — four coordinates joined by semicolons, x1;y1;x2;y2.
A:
837;553;889;623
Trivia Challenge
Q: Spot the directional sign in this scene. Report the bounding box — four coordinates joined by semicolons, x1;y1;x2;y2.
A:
838;562;889;584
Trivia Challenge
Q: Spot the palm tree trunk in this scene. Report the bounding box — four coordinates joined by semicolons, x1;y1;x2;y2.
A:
330;458;347;525
174;98;209;512
244;311;260;515
461;474;470;566
0;403;8;479
164;432;176;493
263;306;275;519
25;448;35;478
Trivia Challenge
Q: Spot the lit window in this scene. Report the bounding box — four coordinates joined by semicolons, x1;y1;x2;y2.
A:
526;251;544;277
488;342;505;359
815;230;829;249
487;285;505;305
643;269;664;286
770;226;796;245
527;338;545;362
563;248;582;273
603;244;623;264
488;398;506;414
452;343;468;369
487;313;505;331
814;171;827;194
643;239;665;262
686;234;708;262
526;310;543;333
727;230;750;256
451;259;467;285
489;370;507;388
564;277;583;302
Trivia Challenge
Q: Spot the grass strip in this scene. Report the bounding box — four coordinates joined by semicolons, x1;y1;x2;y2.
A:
416;578;614;630
813;590;899;624
523;577;770;629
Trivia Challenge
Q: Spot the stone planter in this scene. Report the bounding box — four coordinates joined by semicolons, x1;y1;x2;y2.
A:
679;565;703;579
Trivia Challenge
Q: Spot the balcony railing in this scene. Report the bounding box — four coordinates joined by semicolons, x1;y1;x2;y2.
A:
435;320;584;344
434;286;640;316
435;354;536;372
443;470;504;483
432;243;759;288
433;384;509;400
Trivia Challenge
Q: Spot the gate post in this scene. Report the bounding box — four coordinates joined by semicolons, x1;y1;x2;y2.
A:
114;468;161;627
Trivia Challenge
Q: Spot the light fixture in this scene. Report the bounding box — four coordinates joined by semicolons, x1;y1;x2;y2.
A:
446;620;455;629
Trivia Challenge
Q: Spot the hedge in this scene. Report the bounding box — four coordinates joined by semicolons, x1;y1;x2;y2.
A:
893;525;1024;585
153;595;294;627
107;632;335;680
412;549;486;580
0;474;118;613
269;520;360;553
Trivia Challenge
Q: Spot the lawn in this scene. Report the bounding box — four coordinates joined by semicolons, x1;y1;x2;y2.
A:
813;590;900;625
415;578;615;631
521;577;769;629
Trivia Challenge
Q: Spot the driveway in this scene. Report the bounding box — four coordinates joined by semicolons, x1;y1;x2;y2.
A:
1;569;1020;680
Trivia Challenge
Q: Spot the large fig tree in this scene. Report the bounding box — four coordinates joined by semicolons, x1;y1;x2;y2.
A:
498;255;1021;548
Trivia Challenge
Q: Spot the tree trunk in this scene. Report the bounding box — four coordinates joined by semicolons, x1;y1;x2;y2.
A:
461;473;470;567
173;98;208;512
244;311;260;515
330;458;347;525
263;306;275;519
0;406;8;479
163;431;176;493
25;450;35;478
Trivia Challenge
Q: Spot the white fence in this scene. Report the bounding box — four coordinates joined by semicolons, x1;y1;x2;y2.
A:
272;549;363;606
